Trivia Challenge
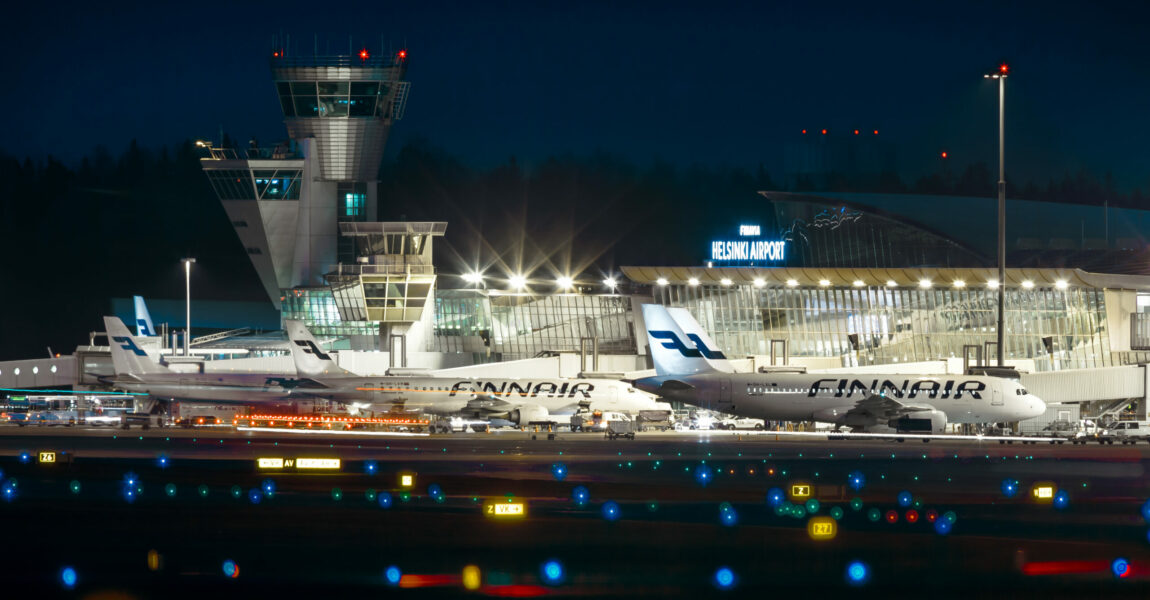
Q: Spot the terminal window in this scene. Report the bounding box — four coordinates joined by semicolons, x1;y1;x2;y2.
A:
344;193;365;217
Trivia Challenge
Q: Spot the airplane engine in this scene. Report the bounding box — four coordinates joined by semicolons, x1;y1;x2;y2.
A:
508;405;550;427
888;409;947;434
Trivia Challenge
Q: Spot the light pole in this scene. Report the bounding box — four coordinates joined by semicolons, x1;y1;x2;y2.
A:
985;63;1008;367
182;258;196;356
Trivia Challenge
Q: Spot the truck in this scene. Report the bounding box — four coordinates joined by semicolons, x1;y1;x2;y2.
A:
636;409;674;432
1033;420;1080;445
605;415;635;440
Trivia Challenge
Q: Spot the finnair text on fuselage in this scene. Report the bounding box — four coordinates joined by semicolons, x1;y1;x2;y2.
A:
448;381;594;398
798;378;986;400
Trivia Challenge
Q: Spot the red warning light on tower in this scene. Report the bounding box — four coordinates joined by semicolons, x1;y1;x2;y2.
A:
941;151;948;159
359;48;370;60
1000;63;1009;74
801;129;807;135
873;130;879;135
821;129;827;135
853;129;859;135
398;49;408;60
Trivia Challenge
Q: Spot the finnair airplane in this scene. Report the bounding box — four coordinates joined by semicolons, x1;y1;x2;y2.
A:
634;305;1046;434
285;320;670;426
102;316;323;405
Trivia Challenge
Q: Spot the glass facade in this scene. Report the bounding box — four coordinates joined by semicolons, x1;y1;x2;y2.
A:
276;81;393;119
205;168;301;201
432;291;637;360
281;287;377;338
656;283;1112;372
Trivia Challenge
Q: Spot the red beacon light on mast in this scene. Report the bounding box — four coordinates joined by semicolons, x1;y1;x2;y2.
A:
359;48;370;61
999;63;1009;75
397;49;408;61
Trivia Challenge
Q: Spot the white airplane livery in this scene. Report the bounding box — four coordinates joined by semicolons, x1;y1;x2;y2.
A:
285;320;670;426
634;305;1046;433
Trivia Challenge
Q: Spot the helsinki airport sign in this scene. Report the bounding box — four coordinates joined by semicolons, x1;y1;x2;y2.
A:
709;224;786;263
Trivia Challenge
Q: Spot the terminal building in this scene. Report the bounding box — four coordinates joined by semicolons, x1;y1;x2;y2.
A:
4;48;1150;431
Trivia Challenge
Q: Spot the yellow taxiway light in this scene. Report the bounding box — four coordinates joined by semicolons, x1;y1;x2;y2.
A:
788;482;812;501
807;516;837;541
485;500;527;519
38;451;56;464
462;565;482;590
296;458;341;470
1031;481;1056;503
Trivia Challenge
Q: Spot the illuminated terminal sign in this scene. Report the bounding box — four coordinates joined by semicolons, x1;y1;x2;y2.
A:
710;224;786;264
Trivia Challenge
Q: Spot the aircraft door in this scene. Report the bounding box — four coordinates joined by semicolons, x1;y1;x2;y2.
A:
991;386;1004;406
718;379;733;412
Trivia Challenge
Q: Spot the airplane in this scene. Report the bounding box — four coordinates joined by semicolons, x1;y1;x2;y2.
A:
633;304;1047;434
133;296;156;337
285;319;672;428
102;316;327;406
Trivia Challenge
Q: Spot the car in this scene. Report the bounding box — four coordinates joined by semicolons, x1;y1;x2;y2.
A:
716;417;766;431
1109;421;1150;445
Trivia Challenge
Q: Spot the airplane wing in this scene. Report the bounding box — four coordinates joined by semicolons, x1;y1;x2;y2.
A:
840;394;937;423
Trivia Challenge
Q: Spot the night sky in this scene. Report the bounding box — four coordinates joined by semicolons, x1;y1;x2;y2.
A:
2;0;1149;359
4;0;1149;186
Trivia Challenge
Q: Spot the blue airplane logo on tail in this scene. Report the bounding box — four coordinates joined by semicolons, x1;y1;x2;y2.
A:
112;336;148;357
649;331;727;359
294;340;332;361
136;319;154;336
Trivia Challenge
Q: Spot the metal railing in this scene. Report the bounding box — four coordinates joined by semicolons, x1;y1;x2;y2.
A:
327;263;436;277
271;55;405;69
201;146;300;161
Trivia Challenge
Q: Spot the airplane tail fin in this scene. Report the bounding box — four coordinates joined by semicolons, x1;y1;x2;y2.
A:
666;307;735;373
104;316;169;377
285;320;354;376
133;296;156;337
641;304;719;376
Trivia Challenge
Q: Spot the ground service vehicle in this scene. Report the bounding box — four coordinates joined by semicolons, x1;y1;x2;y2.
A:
605;416;635;440
1110;420;1150;444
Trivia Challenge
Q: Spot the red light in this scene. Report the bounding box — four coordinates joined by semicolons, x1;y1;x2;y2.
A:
359;49;370;60
925;509;938;522
853;129;859;135
1000;63;1009;74
273;51;280;58
906;509;919;523
873;130;878;135
941;151;948;159
885;510;899;523
821;129;827;135
398;49;407;59
801;129;807;135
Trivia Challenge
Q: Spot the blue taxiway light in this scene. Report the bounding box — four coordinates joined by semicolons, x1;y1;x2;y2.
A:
541;560;564;584
551;463;567;481
1112;558;1130;578
385;565;401;585
846;561;869;585
222;560;238;578
766;487;785;508
60;566;77;589
1053;490;1070;509
601;501;621;521
848;470;865;491
378;491;393;508
897;491;912;507
714;567;736;589
1001;479;1019;498
365;460;378;474
572;486;590;506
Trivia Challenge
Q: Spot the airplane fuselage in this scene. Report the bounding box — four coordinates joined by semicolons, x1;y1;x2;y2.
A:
635;372;1046;425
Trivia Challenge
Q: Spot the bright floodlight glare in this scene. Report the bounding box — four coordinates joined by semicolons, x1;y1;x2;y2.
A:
886;280;897;288
953;280;966;288
461;272;483;284
818;279;831;287
509;274;527;289
720;278;733;286
603;277;617;288
852;280;864;287
556;276;574;289
688;278;700;286
752;278;765;287
786;279;799;287
656;277;668;286
1021;280;1035;289
987;279;1000;289
918;279;932;289
1055;279;1068;289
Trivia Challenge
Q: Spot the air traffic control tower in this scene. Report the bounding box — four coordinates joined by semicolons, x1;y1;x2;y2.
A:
200;44;415;350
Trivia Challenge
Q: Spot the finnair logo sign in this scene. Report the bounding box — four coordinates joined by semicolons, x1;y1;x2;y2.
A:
649;331;727;360
710;224;785;263
294;340;332;361
112;336;148;357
